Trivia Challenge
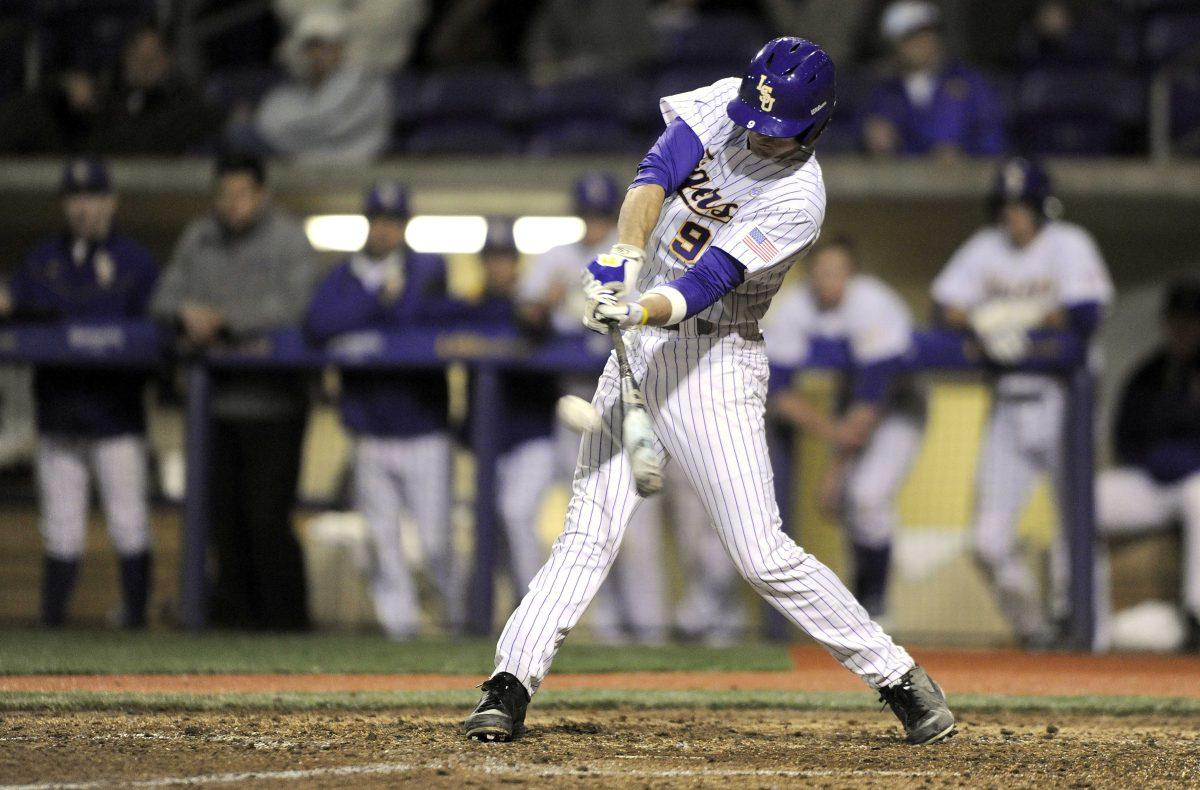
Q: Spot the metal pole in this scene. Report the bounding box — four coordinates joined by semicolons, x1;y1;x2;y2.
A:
180;363;212;631
467;364;503;634
1063;367;1097;651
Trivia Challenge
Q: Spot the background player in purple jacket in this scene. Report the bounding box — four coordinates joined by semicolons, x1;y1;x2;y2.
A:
0;157;159;628
305;182;459;638
863;1;1005;158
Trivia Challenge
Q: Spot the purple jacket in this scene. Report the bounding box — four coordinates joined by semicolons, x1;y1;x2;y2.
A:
864;63;1006;156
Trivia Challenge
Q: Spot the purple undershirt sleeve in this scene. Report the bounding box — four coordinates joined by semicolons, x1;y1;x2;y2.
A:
666;246;746;320
630;118;705;194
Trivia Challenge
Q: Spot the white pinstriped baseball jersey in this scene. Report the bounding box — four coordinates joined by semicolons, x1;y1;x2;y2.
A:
764;275;915;369
639;78;826;329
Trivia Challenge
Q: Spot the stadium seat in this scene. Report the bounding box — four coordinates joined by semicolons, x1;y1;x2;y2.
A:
526;74;651;129
414;69;527;124
1017;67;1146;155
1169;68;1200;154
35;0;156;72
1143;11;1200;64
204;67;285;111
526;120;649;156
653;12;770;71
403;121;522;156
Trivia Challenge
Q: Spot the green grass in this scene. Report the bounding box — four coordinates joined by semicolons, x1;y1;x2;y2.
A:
4;689;1200;716
0;628;794;675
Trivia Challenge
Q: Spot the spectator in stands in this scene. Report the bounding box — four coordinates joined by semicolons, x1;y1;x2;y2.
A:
862;0;1005;159
304;183;460;638
89;25;223;156
525;0;656;84
0;158;158;629
0;68;101;154
274;0;429;74
1015;1;1113;68
420;0;542;69
151;154;317;630
229;9;391;162
1097;281;1200;652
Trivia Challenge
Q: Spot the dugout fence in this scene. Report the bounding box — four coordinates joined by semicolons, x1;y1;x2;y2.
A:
0;320;1096;649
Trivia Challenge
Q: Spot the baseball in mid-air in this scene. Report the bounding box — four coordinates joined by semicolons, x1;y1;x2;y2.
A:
556;395;602;434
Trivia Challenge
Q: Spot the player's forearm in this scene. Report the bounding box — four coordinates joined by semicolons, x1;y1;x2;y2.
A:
617;184;666;250
835;403;880;451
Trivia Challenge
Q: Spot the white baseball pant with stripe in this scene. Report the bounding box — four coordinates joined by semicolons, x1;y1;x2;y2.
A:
494;327;915;694
354;432;459;637
36;435;149;559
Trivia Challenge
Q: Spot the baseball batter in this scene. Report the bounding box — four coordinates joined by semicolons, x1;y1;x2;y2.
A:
764;239;925;623
466;38;955;746
931;158;1112;648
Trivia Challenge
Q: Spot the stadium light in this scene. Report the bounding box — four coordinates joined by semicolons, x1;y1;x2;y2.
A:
406;215;488;254
513;216;586;255
304;215;369;253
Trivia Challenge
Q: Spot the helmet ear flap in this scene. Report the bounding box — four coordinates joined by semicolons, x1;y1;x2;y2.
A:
794;99;836;147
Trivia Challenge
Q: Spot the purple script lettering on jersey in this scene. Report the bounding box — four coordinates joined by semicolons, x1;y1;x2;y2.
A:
677;150;739;223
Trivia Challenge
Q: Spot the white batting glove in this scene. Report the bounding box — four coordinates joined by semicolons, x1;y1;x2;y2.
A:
978;325;1030;364
582;286;646;333
582;244;645;299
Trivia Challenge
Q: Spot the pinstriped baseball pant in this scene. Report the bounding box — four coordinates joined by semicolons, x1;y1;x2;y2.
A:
494;327;915;694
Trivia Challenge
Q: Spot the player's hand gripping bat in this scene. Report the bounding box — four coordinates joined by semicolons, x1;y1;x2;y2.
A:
607;322;663;497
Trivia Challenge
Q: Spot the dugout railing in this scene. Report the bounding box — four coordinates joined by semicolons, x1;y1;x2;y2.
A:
0;320;1096;649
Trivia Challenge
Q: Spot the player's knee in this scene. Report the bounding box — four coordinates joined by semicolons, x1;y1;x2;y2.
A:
41;530;85;560
845;490;894;546
108;523;150;557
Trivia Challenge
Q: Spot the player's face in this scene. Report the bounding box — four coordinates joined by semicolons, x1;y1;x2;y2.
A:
747;132;804;160
1000;202;1040;248
214;173;266;233
897;29;943;72
365;217;406;258
302;39;344;82
63;193;117;241
808;246;854;309
482;252;520;296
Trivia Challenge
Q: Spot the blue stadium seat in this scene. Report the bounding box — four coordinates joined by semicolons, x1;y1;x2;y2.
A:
414;69;527;123
403;121;522;156
1143;11;1200;64
526;74;651;128
36;0;156;72
654;13;770;71
1016;67;1146;155
204;67;285;111
1169;68;1200;153
389;71;423;128
526;121;649;156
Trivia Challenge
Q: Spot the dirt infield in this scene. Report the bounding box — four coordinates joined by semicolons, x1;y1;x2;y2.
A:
1;708;1197;788
3;647;1199;699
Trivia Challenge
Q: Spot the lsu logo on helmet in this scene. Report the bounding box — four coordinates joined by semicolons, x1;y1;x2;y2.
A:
756;75;775;112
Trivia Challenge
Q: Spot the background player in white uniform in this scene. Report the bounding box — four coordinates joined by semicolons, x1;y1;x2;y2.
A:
305;183;459;638
765;238;925;623
931;158;1113;648
516;174;744;644
466;37;955;746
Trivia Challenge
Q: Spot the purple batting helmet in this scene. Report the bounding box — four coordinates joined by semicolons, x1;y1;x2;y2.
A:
726;37;836;145
989;157;1059;220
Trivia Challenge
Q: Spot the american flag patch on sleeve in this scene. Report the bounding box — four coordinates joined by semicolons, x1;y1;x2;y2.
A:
742;227;780;262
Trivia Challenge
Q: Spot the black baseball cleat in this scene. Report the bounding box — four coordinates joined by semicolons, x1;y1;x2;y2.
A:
878;665;957;745
463;672;529;742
